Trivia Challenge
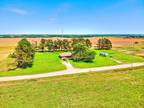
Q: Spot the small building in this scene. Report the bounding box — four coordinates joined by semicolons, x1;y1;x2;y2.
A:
59;52;72;60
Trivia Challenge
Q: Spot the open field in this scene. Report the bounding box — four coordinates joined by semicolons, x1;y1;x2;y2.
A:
0;46;15;72
0;37;143;60
0;52;66;76
114;42;144;56
0;37;143;75
0;68;144;108
70;50;144;68
0;37;144;47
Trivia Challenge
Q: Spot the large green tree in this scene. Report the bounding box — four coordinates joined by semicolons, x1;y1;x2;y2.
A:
97;38;112;50
15;39;35;68
72;43;96;62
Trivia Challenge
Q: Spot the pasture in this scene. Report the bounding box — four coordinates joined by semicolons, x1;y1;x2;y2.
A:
0;52;66;76
0;68;144;108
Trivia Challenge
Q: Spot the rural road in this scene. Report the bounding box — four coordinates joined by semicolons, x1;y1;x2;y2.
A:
0;62;144;82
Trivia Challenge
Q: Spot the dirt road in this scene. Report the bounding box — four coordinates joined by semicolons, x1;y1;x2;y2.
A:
0;62;144;82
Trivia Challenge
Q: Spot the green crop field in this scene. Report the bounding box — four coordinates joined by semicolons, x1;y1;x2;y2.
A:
69;50;144;68
0;68;144;108
0;52;66;76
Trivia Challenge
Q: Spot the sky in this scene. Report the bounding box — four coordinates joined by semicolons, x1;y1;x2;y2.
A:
0;0;144;34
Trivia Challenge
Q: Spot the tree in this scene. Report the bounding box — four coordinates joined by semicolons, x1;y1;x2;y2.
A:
71;38;92;49
72;43;96;62
85;39;92;48
62;39;71;51
82;50;96;62
46;39;54;51
32;41;38;51
15;39;35;68
97;38;112;50
39;39;46;52
57;39;63;50
53;40;59;51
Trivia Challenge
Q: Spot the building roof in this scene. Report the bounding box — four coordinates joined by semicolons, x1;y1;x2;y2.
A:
59;52;72;57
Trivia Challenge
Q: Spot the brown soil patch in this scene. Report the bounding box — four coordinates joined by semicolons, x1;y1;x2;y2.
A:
0;37;144;47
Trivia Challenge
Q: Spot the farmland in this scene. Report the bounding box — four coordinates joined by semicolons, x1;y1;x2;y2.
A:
0;37;144;76
0;67;144;108
0;37;143;108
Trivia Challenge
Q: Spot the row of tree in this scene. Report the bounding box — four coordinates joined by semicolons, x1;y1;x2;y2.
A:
35;38;112;52
33;38;92;52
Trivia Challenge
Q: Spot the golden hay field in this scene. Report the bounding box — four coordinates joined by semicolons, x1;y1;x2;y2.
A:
0;37;144;46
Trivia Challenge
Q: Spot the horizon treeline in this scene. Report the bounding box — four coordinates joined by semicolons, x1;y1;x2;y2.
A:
0;34;144;38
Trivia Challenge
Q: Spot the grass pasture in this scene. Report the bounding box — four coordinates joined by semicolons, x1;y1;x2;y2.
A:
0;68;144;108
70;50;144;68
0;52;66;76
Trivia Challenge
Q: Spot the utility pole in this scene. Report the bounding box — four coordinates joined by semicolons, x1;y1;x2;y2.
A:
61;28;64;38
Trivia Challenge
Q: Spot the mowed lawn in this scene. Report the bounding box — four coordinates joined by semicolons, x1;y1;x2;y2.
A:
0;52;66;76
0;68;144;108
70;50;144;68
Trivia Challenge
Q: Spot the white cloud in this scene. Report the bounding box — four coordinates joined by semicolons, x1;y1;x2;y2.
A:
9;8;28;15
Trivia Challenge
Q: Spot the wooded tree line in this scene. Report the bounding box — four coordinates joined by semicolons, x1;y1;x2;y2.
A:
33;38;92;52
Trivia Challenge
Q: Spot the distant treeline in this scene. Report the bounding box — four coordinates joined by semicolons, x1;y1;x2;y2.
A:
0;34;144;38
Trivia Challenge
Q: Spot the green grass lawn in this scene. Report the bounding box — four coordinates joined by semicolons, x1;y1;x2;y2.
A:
69;50;144;68
0;52;66;76
0;68;144;108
